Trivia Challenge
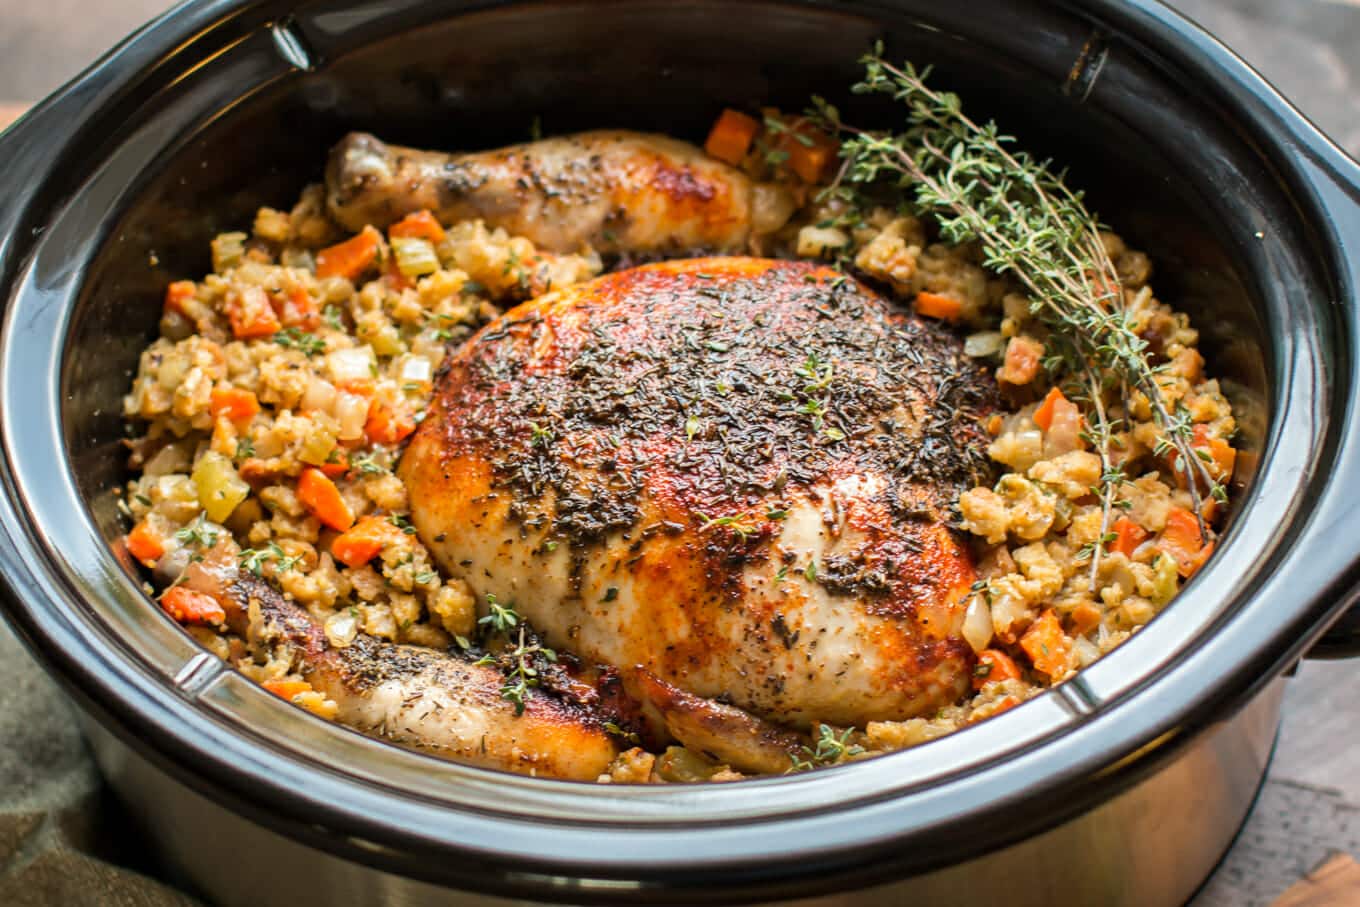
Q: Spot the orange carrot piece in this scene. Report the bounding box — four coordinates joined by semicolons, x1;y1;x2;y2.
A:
297;467;354;532
330;515;404;567
273;286;320;329
972;648;1022;691
365;399;417;446
225;285;281;339
998;336;1043;386
261;679;313;701
316;226;382;281
383;254;415;291
1069;603;1103;637
768;114;837;183
125;519;165;566
319;452;349;478
1110;516;1149;559
163;280;196;316
915;291;964;322
704;109;760;166
1020;610;1071;679
209;386;260;425
1191;424;1237;481
160;586;226;626
1032;387;1067;431
388;209;447;244
1160;507;1212;577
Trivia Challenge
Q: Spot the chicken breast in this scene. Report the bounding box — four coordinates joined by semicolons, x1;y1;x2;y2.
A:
325;131;793;255
195;558;622;781
401;257;997;728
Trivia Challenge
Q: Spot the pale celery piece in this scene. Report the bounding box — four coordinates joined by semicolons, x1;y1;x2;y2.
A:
391;236;440;278
192;451;250;522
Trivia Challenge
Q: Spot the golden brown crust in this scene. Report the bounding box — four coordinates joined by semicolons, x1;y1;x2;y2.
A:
403;258;996;727
326;131;758;255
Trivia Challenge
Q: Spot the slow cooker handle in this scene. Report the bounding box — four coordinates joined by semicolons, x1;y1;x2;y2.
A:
1299;138;1360;660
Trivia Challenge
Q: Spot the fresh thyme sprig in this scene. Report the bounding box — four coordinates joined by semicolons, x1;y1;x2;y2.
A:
811;45;1222;584
789;724;865;772
474;595;558;715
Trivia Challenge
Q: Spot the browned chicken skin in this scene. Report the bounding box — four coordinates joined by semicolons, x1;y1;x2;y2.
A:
402;257;997;731
325;130;794;255
187;554;622;780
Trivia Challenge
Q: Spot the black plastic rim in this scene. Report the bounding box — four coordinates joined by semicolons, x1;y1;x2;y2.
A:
1;0;1360;903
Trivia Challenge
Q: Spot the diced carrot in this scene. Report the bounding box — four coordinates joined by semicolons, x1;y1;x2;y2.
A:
261;679;313;701
1192;424;1237;481
915;291;964;322
786;138;835;184
160;586;226;626
365;398;417;446
972;648;1022;691
998;336;1043;386
273;286;320;330
297;467;354;532
330;515;405;567
319;452;349;478
388;209;447;244
316;226;382;282
1020;609;1071;679
1069;603;1103;637
209;386;260;425
1032;387;1067;432
125;519;165;566
766;113;837;183
990;696;1022;716
335;377;375;397
1159;507;1212;577
225;285;281;339
163;280;196;316
704;109;760;166
1110;516;1149;559
383;254;414;291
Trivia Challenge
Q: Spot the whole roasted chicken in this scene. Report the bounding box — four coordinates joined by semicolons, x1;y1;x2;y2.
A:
274;130;1001;777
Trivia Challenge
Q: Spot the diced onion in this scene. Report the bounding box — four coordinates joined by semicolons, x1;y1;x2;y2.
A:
961;595;994;652
410;329;448;368
751;183;797;235
964;331;1004;358
301;376;338;414
391;237;440;278
1073;636;1101;667
324;610;359;648
327;345;376;385
397;355;433;385
211;231;247;273
335;392;370;441
299;423;339;467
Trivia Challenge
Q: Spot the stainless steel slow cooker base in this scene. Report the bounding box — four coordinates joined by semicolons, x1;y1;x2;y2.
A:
83;681;1282;907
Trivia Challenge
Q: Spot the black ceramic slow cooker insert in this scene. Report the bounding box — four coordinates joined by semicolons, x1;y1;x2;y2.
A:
2;1;1360;904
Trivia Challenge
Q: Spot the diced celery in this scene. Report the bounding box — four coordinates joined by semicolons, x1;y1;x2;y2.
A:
368;323;405;357
1151;552;1179;606
192;451;250;522
299;423;339;467
391;237;440;278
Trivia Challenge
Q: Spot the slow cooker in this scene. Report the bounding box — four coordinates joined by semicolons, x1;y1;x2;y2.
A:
2;1;1360;904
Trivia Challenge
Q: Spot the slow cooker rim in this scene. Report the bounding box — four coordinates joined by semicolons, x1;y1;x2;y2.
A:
1;0;1359;900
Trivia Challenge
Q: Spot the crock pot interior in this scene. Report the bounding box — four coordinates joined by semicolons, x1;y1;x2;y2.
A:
66;0;1269;537
38;0;1316;836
